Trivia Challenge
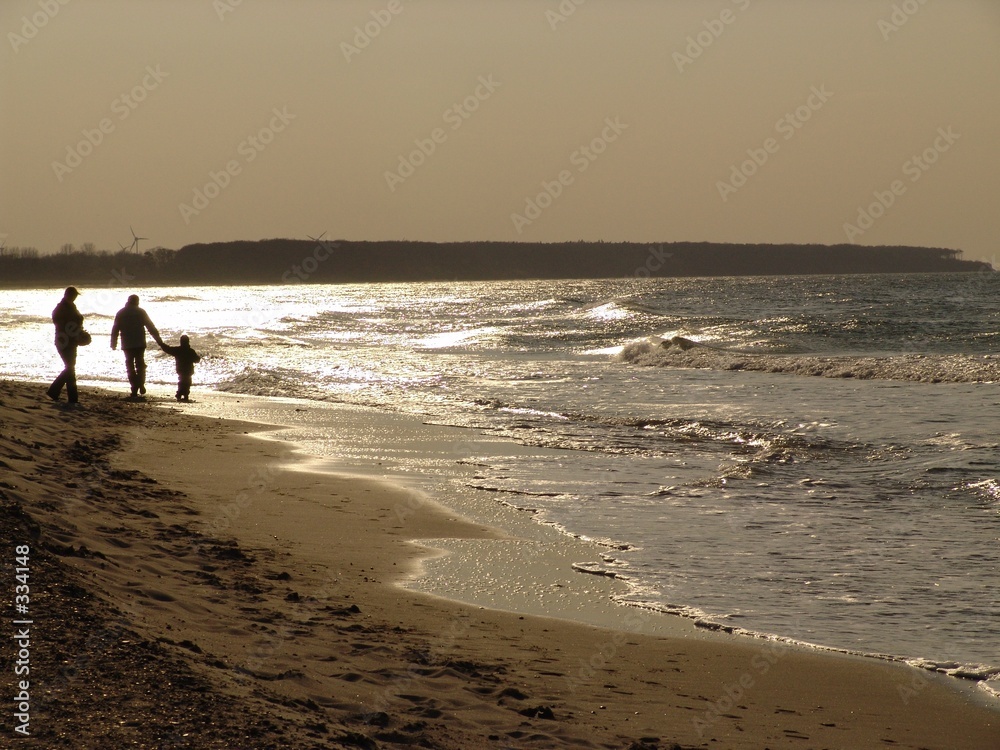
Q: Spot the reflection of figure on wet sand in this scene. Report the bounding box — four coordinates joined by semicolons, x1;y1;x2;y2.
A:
159;335;201;402
111;294;162;398
47;286;84;404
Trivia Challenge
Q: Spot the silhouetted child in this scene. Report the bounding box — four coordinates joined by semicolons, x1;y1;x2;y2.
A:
159;335;201;402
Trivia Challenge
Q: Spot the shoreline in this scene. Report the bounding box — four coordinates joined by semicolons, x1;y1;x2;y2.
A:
192;391;702;638
2;378;998;748
170;387;1000;705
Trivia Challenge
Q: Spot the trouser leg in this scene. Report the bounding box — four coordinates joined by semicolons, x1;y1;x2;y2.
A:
124;352;138;392
51;345;78;402
124;348;146;393
48;370;65;398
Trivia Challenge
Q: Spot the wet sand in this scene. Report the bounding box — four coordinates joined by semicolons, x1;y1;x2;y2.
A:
0;379;997;748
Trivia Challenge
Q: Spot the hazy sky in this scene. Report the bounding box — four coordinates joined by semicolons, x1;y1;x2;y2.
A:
2;0;998;263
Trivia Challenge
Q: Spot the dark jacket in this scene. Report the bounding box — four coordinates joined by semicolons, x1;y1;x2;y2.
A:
159;342;201;375
52;299;84;350
111;305;159;350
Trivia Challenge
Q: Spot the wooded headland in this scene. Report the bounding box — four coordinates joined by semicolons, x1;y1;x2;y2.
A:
0;240;991;288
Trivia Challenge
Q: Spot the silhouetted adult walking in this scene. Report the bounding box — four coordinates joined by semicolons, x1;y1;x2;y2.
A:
111;294;162;397
47;286;85;404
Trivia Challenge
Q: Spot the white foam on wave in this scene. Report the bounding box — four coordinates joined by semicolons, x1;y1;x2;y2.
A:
618;594;1000;699
966;478;1000;507
981;677;1000;701
906;658;1000;685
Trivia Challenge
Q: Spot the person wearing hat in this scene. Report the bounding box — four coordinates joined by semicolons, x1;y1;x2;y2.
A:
47;286;86;403
111;294;163;397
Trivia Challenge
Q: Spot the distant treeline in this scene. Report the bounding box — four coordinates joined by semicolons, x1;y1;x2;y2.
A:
0;240;991;288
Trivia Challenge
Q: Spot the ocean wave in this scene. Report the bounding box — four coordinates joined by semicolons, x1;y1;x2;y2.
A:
579;296;671;320
257;333;313;348
617;595;1000;695
966;478;1000;508
215;365;324;400
906;658;1000;682
620;337;1000;384
464;398;851;468
0;314;50;327
298;308;380;329
981;677;1000;701
151;295;202;302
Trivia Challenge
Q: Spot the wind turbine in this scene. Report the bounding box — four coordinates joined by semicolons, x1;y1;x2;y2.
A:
129;226;148;254
307;231;327;243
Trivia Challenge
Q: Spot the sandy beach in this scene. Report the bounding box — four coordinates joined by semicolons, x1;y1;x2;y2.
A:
1;378;997;749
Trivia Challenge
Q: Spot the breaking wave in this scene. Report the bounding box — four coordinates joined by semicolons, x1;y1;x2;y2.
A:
215;365;325;401
620;336;1000;384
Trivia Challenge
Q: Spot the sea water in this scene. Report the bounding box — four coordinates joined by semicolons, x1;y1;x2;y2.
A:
3;273;998;696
